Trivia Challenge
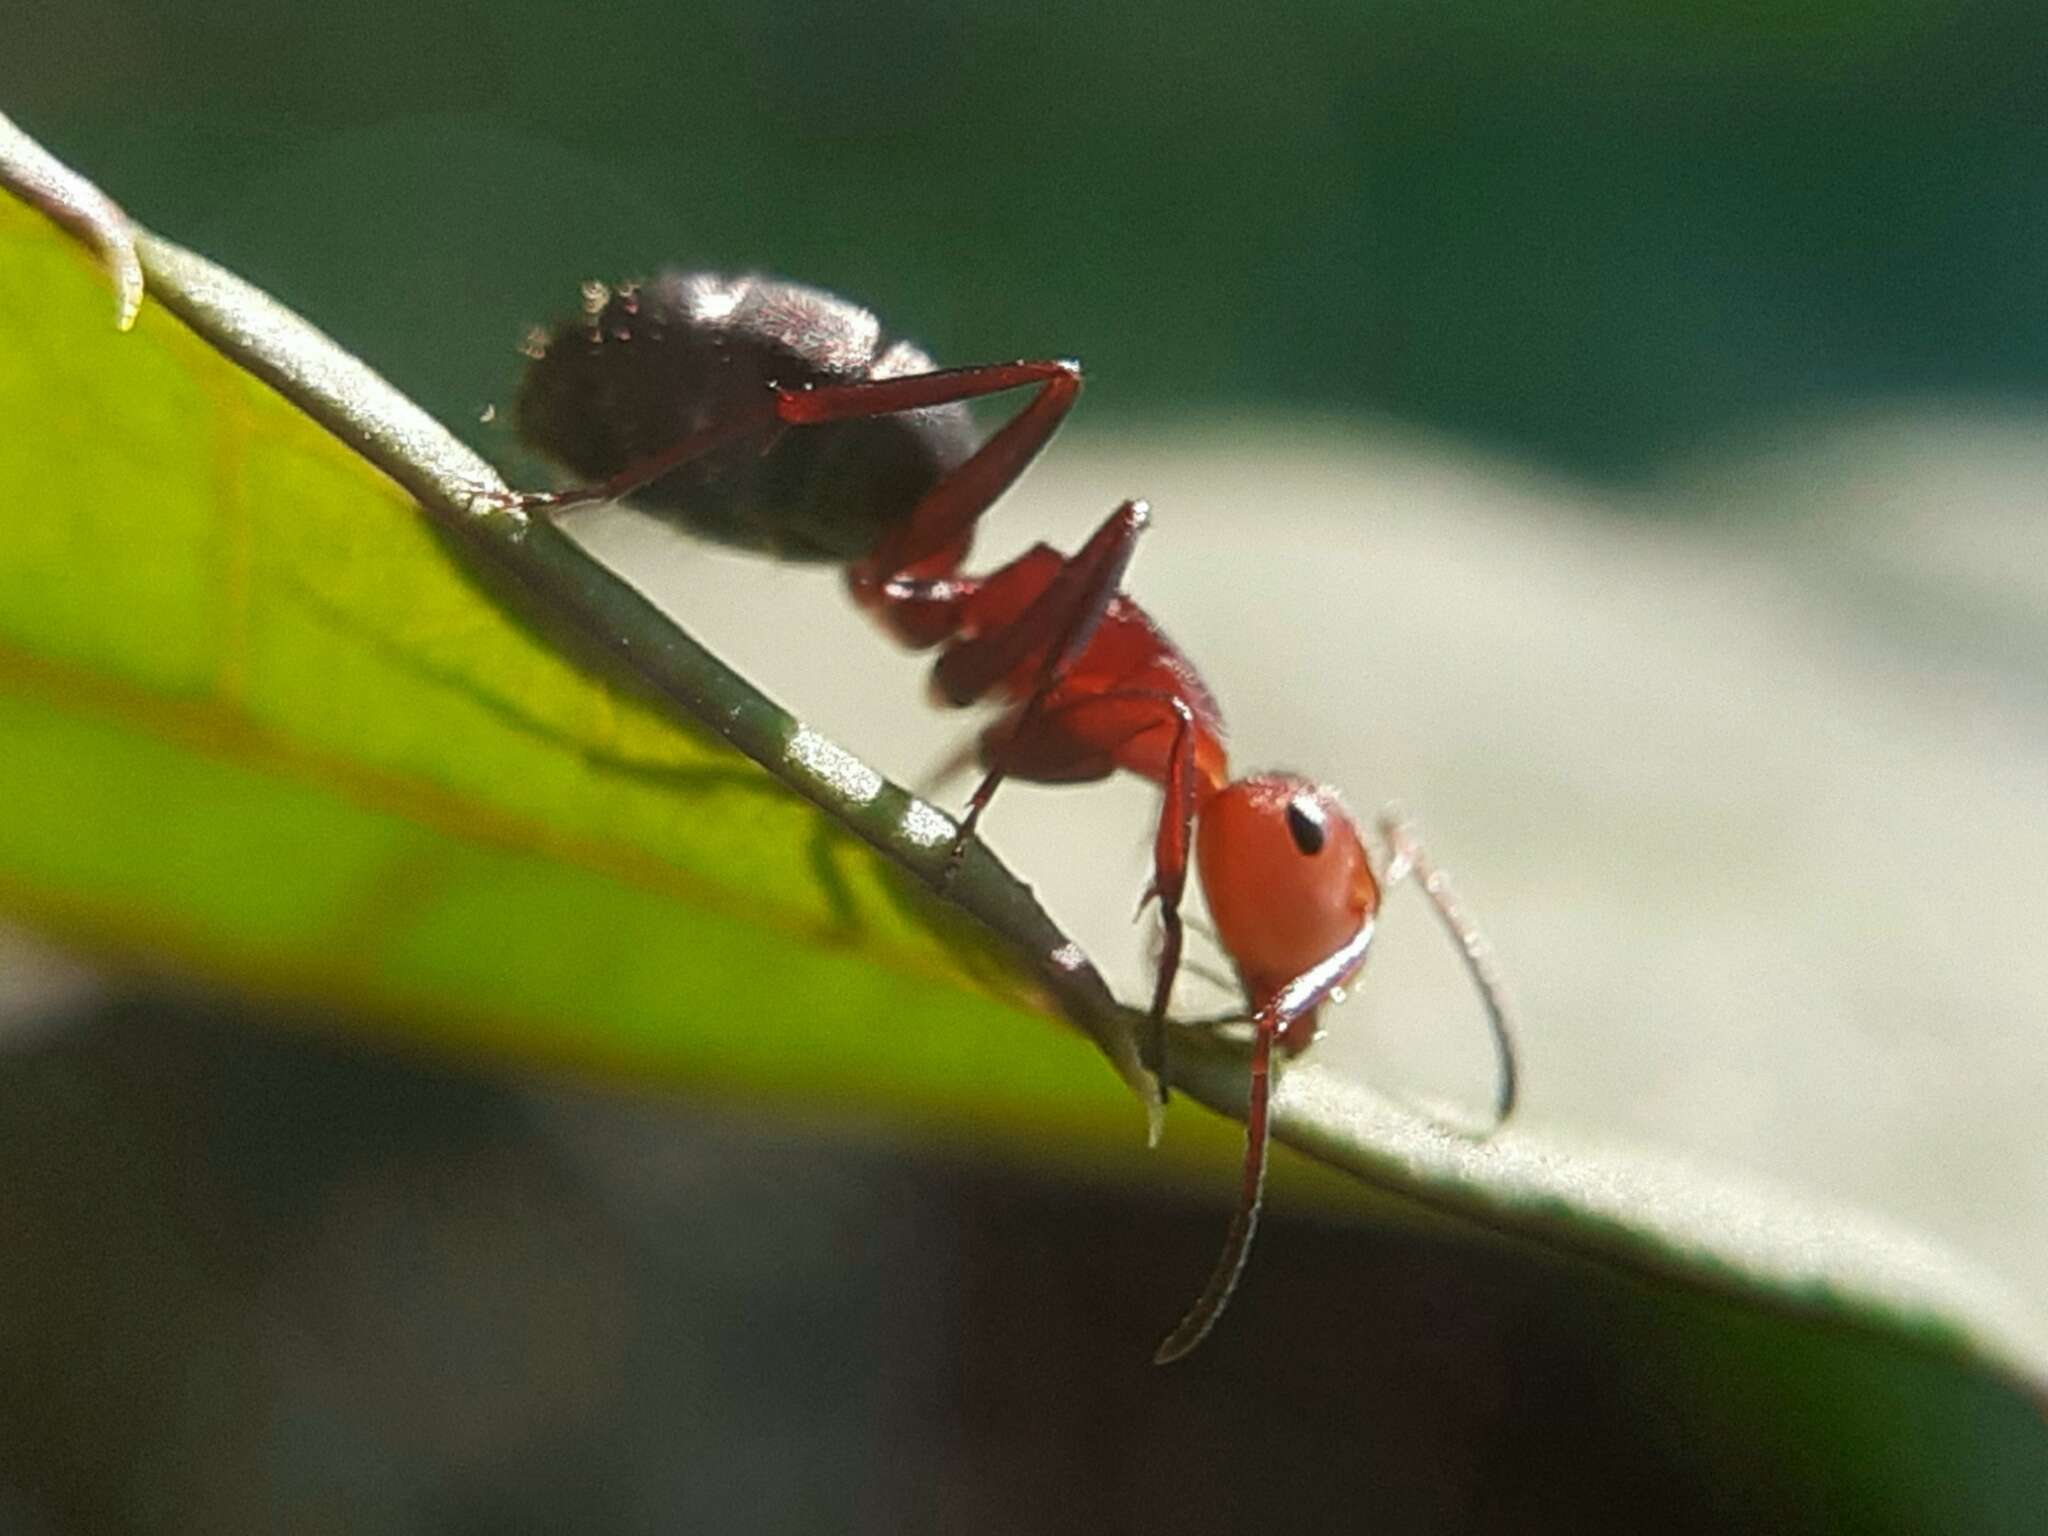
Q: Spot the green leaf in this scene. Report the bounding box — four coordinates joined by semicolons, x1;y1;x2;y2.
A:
3;114;2047;1486
0;121;1155;1159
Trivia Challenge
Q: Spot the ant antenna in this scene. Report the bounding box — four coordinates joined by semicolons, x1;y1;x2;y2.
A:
1153;919;1376;1364
1377;812;1518;1132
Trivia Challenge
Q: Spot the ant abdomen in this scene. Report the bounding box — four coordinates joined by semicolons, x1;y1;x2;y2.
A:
514;271;976;562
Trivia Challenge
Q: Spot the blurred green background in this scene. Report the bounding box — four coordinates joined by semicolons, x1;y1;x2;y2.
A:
12;0;2048;473
7;1;2048;1531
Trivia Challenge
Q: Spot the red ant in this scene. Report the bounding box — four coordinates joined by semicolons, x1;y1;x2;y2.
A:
511;272;1518;1362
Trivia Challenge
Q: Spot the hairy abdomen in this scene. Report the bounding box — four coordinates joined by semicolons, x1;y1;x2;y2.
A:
515;272;976;563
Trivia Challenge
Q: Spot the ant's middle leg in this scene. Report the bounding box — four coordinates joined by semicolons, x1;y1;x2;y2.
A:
940;501;1152;845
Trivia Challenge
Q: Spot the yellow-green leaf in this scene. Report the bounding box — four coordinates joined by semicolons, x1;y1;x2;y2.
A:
0;152;1159;1169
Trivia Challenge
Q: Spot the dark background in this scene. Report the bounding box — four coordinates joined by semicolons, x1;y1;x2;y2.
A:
7;2;2048;1530
12;1;2048;476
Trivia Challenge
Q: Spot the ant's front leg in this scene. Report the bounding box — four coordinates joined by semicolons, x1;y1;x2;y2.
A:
783;359;1082;585
968;680;1202;1109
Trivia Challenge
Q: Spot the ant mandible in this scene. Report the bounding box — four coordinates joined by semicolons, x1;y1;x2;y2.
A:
511;272;1518;1363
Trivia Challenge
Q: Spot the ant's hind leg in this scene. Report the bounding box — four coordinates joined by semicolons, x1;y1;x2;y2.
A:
783;360;1083;585
512;356;1079;523
505;406;783;517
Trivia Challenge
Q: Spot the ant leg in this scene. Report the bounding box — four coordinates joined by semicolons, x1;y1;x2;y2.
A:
944;502;1151;850
1149;907;1245;1006
937;502;1148;711
1144;700;1200;1091
511;406;782;515
976;683;1200;1105
520;357;1081;524
1376;811;1520;1132
778;360;1082;584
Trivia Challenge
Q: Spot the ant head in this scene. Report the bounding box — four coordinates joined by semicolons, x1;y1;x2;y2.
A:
1195;773;1380;1050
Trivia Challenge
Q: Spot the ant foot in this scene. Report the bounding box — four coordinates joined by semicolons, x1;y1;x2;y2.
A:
937;828;973;890
1139;1023;1173;1112
1131;882;1159;923
938;795;992;890
464;484;564;521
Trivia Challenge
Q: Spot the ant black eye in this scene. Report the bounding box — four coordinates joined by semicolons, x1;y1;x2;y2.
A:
1285;798;1326;856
